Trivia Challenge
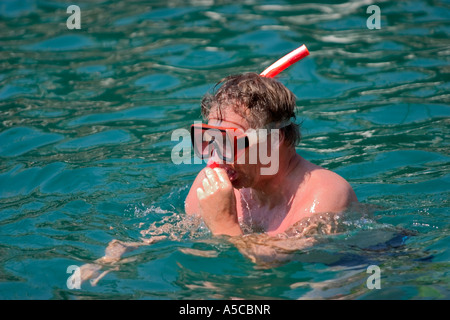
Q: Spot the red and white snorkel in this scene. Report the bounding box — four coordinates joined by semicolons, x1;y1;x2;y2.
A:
259;44;310;78
208;44;310;169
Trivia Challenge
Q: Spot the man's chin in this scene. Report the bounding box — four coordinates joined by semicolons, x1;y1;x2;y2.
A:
231;180;243;189
223;166;250;189
230;176;251;189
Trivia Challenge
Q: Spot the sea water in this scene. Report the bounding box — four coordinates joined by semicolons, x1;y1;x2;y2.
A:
0;0;449;299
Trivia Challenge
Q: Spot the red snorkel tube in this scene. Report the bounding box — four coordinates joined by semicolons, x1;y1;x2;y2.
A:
207;44;310;169
259;44;309;78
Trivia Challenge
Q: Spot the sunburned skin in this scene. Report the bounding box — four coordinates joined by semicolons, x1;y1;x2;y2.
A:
79;111;359;284
79;81;358;284
185;111;359;237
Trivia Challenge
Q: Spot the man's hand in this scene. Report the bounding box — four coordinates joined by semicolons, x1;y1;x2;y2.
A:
197;167;243;236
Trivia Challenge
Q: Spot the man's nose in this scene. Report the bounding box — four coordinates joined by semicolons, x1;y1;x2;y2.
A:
207;149;222;166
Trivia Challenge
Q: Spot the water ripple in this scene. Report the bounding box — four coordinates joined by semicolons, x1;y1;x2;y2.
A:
0;0;449;300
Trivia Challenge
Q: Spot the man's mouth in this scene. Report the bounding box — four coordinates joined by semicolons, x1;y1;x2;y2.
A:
224;166;238;182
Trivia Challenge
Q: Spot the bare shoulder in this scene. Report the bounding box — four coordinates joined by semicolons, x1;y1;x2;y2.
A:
304;165;358;214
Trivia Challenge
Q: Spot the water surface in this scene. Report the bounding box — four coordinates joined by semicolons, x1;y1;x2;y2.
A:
0;0;449;299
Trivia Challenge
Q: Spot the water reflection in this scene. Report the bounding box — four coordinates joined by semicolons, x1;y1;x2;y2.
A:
0;0;448;299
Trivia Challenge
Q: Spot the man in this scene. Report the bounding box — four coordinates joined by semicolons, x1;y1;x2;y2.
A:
79;73;359;282
185;72;358;237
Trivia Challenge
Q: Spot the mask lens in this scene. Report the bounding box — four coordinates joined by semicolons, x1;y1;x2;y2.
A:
234;135;249;161
190;124;250;162
191;125;226;160
192;125;211;159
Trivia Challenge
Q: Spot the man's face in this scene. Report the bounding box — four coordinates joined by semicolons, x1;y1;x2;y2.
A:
207;111;262;189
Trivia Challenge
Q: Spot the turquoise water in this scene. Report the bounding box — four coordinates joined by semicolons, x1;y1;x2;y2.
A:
0;0;449;300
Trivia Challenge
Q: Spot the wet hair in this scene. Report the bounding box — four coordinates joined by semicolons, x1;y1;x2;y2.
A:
201;72;301;147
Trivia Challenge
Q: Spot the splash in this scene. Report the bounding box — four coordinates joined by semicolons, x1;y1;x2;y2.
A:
140;211;210;241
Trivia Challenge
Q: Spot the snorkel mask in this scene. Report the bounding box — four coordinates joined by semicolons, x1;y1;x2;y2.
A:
192;44;310;169
190;120;293;164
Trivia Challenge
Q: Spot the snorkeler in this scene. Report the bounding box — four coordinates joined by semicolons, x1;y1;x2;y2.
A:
185;48;358;237
79;46;360;284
